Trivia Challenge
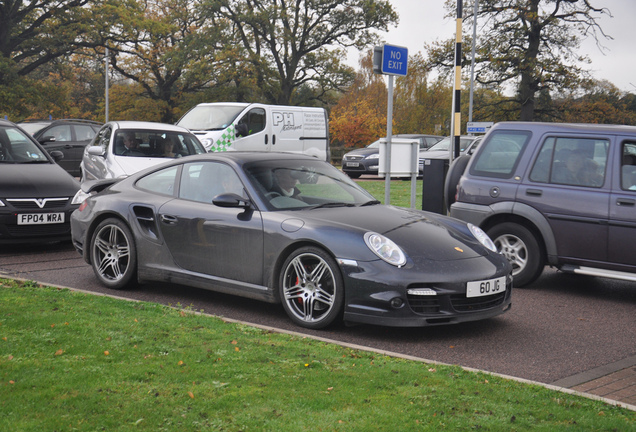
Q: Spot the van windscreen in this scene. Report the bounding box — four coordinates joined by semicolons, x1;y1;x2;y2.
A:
177;105;246;131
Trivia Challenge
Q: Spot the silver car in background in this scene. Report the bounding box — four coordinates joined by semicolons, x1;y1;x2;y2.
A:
80;121;206;181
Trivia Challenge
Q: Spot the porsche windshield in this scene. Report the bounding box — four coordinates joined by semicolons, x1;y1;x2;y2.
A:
244;159;377;210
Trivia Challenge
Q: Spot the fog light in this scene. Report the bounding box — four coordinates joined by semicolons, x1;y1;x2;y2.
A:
407;288;437;296
390;297;404;308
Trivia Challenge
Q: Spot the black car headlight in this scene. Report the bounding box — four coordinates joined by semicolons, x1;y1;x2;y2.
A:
468;223;497;252
364;232;406;267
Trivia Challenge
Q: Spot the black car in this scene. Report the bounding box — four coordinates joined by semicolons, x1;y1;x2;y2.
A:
18;119;102;177
0;120;82;244
342;134;444;178
71;152;511;329
450;121;636;286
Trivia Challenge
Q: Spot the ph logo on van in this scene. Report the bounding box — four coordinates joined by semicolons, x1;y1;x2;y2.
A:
273;112;302;132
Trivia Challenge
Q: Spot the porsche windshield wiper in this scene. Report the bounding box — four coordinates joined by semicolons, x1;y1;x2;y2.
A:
305;202;356;210
360;200;381;207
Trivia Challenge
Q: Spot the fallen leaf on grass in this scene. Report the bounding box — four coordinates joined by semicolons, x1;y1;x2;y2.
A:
104;351;110;356
188;391;194;399
54;349;64;356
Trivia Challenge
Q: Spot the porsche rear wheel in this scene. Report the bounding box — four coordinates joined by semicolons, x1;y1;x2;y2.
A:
280;247;344;329
90;218;137;290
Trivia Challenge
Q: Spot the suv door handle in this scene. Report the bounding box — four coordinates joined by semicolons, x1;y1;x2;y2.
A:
616;198;635;207
526;188;543;197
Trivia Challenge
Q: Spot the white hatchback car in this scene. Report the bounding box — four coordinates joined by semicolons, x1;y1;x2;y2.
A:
80;121;206;181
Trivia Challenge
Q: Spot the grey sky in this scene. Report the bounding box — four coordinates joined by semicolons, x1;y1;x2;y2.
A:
348;0;635;93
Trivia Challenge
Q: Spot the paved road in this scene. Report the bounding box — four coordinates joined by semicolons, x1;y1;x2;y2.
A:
1;241;634;386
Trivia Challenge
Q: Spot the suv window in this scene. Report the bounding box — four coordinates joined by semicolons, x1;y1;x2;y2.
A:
530;137;608;187
470;130;530;178
621;142;636;190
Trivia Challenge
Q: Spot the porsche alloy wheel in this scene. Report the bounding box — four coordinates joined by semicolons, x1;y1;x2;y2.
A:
90;218;137;289
280;247;344;329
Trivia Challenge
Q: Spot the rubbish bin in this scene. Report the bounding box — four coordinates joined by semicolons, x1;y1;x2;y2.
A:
421;158;448;214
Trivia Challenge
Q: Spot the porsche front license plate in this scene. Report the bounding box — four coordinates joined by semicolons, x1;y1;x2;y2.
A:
17;213;65;225
466;276;506;298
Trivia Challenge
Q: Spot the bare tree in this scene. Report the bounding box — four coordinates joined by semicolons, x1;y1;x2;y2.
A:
427;0;612;121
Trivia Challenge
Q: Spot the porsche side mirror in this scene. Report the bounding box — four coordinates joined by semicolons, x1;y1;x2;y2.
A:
213;193;251;209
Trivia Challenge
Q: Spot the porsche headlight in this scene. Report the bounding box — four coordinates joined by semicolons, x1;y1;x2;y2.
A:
71;189;90;206
364;232;406;267
468;223;497;252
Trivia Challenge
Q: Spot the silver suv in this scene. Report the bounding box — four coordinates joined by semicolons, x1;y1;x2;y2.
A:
449;122;636;286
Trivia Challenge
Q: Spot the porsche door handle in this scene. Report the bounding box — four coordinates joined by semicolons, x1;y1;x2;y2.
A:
160;214;179;225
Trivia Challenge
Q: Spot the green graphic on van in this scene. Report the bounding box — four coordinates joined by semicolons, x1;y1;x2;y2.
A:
211;124;235;152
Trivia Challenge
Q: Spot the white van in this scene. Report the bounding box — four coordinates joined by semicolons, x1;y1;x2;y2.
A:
176;102;330;161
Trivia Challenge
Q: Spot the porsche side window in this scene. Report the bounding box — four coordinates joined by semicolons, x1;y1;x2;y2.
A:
470;130;530;178
136;166;179;196
179;162;244;203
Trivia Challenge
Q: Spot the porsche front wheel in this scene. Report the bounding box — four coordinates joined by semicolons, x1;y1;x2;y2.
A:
90;218;137;290
280;247;344;329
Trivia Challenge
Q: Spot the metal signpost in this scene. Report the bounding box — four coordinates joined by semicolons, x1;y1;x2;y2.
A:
373;44;409;205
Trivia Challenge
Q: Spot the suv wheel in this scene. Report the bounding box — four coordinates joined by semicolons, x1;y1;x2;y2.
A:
487;222;544;287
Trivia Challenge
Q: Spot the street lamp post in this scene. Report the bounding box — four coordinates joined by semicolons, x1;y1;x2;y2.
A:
104;47;109;123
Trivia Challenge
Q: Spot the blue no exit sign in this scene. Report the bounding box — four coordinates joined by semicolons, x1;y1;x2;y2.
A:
381;44;408;76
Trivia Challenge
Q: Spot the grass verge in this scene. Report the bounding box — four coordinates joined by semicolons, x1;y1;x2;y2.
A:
356;179;423;208
1;279;634;431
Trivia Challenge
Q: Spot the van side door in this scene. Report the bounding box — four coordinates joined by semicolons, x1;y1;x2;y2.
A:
234;107;270;151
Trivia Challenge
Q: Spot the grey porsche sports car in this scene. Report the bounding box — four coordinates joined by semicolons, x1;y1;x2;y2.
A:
70;152;512;329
